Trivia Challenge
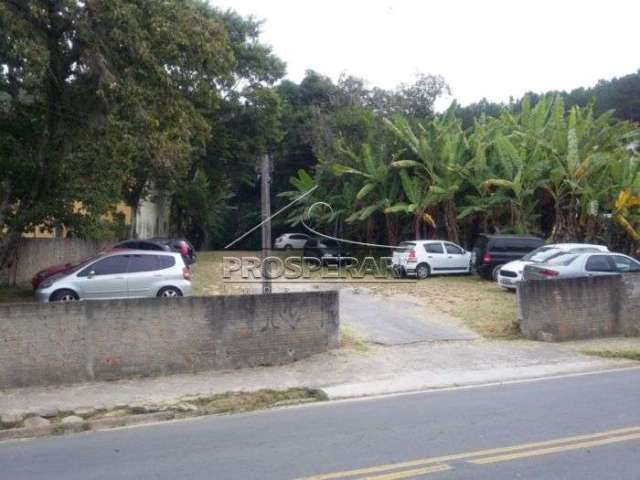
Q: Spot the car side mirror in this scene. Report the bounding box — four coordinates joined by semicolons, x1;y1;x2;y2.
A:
88;270;96;278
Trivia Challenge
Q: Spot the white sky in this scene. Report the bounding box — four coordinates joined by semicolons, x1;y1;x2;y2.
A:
210;0;639;107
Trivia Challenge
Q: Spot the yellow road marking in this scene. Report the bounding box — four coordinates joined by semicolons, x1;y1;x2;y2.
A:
471;431;640;464
296;426;640;480
361;464;451;480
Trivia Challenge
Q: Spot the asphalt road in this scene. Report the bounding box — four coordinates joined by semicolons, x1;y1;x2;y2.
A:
2;368;640;480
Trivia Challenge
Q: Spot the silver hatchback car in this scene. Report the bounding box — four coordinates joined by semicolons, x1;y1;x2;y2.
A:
35;250;193;303
522;251;640;281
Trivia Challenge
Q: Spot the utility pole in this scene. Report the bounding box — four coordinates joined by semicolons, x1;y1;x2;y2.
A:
260;154;272;294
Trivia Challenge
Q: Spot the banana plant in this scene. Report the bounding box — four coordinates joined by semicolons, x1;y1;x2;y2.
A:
544;102;635;241
385;107;469;243
608;145;640;242
278;169;320;227
332;143;402;245
480;129;547;234
384;170;437;240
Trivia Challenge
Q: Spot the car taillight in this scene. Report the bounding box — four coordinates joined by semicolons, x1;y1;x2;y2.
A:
408;249;417;263
483;253;492;264
539;268;559;277
183;266;192;280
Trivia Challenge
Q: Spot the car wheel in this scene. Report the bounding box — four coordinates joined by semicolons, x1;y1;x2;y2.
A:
50;289;79;303
284;244;292;250
157;286;182;298
492;265;504;281
416;263;430;280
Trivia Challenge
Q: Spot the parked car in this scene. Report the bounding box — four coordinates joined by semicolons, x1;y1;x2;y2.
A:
472;234;545;280
303;238;352;265
522;252;640;281
273;233;312;250
114;238;196;265
31;249;121;290
392;240;472;279
497;243;610;290
35;251;192;303
32;262;76;290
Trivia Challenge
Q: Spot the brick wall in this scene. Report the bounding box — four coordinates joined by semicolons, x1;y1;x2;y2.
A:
517;273;640;341
620;274;640;336
0;291;339;389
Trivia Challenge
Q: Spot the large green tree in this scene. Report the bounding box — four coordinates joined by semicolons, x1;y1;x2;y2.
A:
0;0;287;259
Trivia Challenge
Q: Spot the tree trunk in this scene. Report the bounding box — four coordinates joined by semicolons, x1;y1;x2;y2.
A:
414;213;422;240
584;214;598;243
443;199;460;244
366;217;375;244
0;230;22;276
384;214;398;246
553;195;580;242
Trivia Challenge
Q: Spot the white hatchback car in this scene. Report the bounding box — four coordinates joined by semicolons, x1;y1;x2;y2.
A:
392;240;472;279
497;243;609;290
273;233;312;250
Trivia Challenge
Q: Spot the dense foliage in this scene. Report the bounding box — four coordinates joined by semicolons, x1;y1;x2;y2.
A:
1;1;639;262
279;83;640;254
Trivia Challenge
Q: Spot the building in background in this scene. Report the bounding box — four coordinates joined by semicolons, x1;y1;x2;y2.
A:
24;185;171;240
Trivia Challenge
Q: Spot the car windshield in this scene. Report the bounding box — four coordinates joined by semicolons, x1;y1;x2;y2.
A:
394;242;415;253
67;255;102;273
545;253;581;266
522;246;559;262
319;240;340;249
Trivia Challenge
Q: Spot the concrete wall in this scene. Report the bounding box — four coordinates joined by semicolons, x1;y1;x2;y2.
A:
0;291;339;389
620;274;640;336
1;238;110;286
517;273;640;341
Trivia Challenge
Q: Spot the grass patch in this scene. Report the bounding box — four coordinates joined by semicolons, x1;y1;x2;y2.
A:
192;251;227;296
0;285;33;304
340;327;369;352
582;349;640;362
190;388;327;414
193;252;519;339
368;275;519;339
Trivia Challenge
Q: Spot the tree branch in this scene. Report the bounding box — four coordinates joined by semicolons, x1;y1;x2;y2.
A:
3;0;48;32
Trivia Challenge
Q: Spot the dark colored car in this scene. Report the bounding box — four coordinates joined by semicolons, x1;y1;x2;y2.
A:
472;234;545;280
303;238;352;266
32;262;76;290
114;238;196;265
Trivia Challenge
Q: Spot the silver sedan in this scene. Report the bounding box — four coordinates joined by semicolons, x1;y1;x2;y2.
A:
522;252;640;281
35;250;193;303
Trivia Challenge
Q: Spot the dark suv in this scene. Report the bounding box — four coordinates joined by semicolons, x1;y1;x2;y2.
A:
303;238;352;266
114;238;196;265
472;234;544;280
